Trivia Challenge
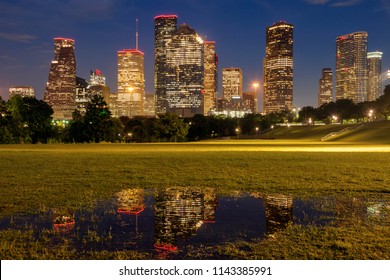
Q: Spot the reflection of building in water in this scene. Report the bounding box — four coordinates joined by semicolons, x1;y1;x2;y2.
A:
116;189;145;214
265;194;293;235
52;209;75;232
334;196;366;226
154;187;217;251
203;188;217;223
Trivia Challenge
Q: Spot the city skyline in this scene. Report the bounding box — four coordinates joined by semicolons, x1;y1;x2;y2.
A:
1;0;389;110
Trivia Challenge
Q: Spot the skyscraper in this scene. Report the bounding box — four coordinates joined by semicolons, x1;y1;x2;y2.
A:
222;68;243;101
154;15;178;115
89;69;110;105
44;37;76;120
75;76;91;114
90;69;106;86
318;68;333;107
263;22;294;114
117;49;144;117
165;23;204;117
203;41;218;115
367;51;383;101
336;32;368;103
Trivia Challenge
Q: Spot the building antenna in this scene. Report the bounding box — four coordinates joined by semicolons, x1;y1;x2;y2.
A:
136;17;139;50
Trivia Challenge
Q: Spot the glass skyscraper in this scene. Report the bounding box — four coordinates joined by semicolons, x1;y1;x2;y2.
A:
117;49;145;117
44;37;76;120
336;32;368;103
318;68;333;107
154;15;178;115
263;22;294;114
203;41;218;115
367;51;383;101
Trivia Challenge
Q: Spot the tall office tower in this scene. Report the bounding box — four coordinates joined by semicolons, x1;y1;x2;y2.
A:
242;91;256;113
165;23;204;117
154;15;178;115
143;93;156;116
222;68;242;101
367;52;383;101
336;32;368;103
203;41;218;115
75;77;91;114
90;69;106;86
318;68;333;107
263;22;294;114
117;49;145;117
8;86;35;98
44;37;76;120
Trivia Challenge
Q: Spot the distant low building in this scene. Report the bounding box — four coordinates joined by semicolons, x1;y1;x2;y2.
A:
9;86;35;98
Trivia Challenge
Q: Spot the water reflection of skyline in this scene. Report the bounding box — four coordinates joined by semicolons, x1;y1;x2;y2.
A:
154;187;217;251
0;188;389;257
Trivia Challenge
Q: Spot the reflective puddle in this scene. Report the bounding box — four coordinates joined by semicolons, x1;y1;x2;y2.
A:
1;187;389;258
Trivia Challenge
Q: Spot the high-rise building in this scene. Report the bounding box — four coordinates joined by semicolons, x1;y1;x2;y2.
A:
90;69;106;86
242;91;256;113
8;86;35;98
154;15;178;115
44;37;76;120
165;23;204;117
318;68;333;107
203;41;218;115
117;49;144;117
222;68;243;101
89;69;110;105
367;51;383;101
263;22;294;114
336;32;368;103
75;77;91;114
143;93;156;116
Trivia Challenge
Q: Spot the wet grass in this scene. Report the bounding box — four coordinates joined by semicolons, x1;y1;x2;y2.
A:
0;141;390;259
216;224;390;260
0;142;390;217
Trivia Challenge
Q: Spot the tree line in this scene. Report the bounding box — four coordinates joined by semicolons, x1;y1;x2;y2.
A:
1;85;389;144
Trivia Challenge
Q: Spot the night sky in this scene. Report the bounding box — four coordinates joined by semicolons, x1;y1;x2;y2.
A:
1;0;389;109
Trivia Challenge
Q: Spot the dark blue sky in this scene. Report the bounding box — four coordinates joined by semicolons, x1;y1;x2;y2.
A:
1;0;389;109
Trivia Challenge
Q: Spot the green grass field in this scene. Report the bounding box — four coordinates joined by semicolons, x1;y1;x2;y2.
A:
1;125;390;259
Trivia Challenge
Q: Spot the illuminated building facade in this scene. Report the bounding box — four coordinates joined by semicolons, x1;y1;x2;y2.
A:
367;51;383;101
242;91;256;113
165;23;204;117
143;93;156;116
318;68;333;106
263;22;294;114
75;77;91;114
203;41;218;115
44;37;76;120
336;32;368;103
90;69;106;86
8;86;35;98
117;49;144;117
154;15;178;115
222;68;243;101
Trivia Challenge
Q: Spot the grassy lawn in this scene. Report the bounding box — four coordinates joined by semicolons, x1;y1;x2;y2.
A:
0;140;389;259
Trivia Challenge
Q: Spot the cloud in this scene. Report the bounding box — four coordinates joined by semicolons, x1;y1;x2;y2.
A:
304;0;330;5
0;32;37;43
303;0;363;7
330;0;362;7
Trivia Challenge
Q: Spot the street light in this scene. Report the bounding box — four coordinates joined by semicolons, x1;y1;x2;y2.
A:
235;127;240;140
368;109;374;121
255;126;259;136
